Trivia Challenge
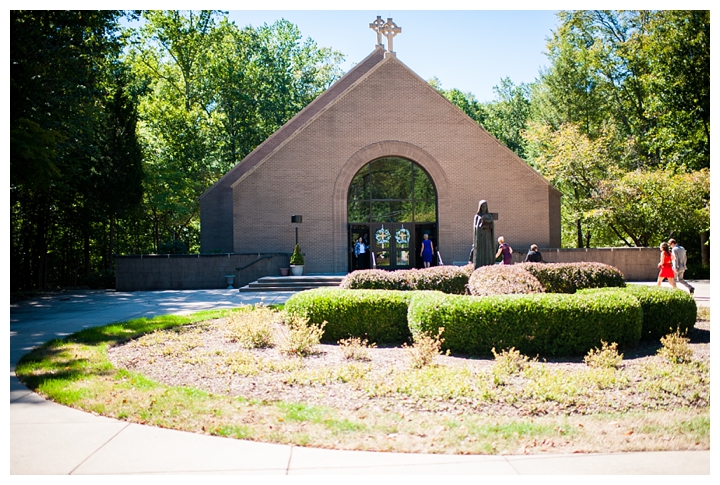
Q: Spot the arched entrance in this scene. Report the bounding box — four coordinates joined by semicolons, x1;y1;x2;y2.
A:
347;157;438;270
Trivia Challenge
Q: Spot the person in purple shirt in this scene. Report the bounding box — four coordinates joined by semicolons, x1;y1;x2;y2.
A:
495;236;513;264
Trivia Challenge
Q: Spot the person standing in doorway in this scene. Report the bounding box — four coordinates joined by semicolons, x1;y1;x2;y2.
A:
354;236;369;270
656;242;677;288
495;236;513;265
420;233;434;268
668;238;694;294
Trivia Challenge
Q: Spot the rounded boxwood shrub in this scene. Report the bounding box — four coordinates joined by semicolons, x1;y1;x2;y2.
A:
467;264;545;296
407;291;643;357
579;285;696;341
521;262;626;293
284;288;432;344
340;264;473;294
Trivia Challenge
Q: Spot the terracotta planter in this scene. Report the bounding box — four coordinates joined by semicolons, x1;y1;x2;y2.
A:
280;268;289;276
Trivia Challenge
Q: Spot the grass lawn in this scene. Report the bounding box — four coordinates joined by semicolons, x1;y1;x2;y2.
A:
15;305;710;455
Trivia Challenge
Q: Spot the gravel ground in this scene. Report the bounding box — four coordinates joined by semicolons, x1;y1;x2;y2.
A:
107;316;710;418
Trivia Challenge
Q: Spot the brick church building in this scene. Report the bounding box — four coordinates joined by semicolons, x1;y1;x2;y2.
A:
200;25;561;274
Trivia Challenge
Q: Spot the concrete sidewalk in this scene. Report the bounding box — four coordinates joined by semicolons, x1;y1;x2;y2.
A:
10;283;711;475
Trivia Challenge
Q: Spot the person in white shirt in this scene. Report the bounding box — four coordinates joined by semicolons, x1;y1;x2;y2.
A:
668;238;695;294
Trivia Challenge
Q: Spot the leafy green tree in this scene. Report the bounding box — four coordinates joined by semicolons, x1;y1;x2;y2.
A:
524;122;616;248
11;10;128;290
127;12;345;252
587;168;710;248
483;78;532;158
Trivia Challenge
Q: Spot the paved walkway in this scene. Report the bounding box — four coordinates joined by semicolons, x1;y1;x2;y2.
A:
10;283;711;475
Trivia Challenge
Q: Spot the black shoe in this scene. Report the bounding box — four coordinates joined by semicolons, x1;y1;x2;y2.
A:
690;288;695;294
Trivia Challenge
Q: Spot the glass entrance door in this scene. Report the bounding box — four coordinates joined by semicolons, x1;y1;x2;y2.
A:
371;224;414;270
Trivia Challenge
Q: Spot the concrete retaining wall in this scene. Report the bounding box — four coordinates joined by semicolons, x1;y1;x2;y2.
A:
512;247;661;281
115;253;291;291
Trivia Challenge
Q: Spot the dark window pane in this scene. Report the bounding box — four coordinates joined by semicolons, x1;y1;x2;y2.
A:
371;201;391;223
371;158;412;200
349;163;371;201
348;201;371;223
413;166;435;200
414;200;437;222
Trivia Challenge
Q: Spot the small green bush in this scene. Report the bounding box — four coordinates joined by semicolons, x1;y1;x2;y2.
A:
584;341;623;369
467;265;545;296
338;337;375;361
658;328;693;364
289;244;305;265
284;288;427;344
407;291;642;357
339;264;473;294
277;314;325;357
403;327;447;368
225;304;277;348
521;262;626;293
580;285;696;341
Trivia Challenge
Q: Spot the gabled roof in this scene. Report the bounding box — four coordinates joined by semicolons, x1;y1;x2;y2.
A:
201;46;387;199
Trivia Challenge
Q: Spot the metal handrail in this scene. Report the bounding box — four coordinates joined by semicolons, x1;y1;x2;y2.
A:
235;254;273;271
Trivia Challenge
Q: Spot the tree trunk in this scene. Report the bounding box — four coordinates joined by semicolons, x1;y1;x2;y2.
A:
576;219;584;249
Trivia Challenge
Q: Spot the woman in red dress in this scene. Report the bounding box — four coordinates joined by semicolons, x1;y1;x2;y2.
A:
656;242;677;288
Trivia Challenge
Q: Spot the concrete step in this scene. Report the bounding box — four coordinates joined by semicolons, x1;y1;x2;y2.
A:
238;274;345;292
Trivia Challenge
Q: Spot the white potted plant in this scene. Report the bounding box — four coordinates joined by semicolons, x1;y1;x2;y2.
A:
289;244;304;276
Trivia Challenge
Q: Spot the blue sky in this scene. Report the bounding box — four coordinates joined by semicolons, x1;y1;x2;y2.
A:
226;9;560;102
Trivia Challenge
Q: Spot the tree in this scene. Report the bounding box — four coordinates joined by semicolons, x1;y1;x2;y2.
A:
483;78;532;158
126;12;345;252
428;77;488;126
11;10;128;291
524;122;615;248
587;168;709;248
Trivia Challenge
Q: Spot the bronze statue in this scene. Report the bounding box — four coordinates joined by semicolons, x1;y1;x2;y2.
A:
472;200;495;268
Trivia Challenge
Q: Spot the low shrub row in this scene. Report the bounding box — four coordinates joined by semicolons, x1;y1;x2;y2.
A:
467;262;626;296
341;262;625;297
285;284;695;356
579;285;696;341
467;265;545;296
522;262;627;294
408;291;642;356
283;289;422;344
340;265;474;294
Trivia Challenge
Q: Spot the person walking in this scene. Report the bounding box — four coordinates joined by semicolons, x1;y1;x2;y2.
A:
354;236;369;270
420;233;434;268
524;244;543;263
656;241;677;288
668;238;695;294
495;236;513;265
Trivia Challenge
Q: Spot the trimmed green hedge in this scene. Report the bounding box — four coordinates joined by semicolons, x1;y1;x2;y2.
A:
579;285;696;341
339;264;474;294
407;291;643;357
284;288;429;344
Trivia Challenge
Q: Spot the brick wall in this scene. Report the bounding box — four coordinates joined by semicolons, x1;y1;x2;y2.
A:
214;54;561;275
